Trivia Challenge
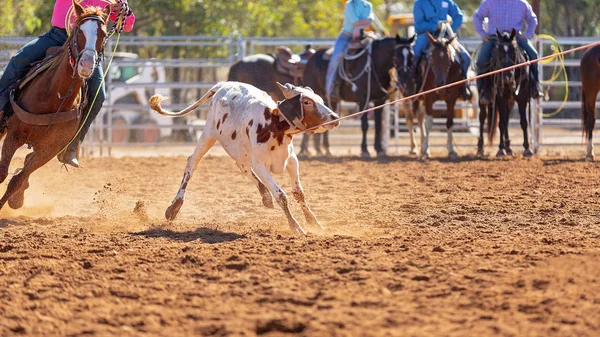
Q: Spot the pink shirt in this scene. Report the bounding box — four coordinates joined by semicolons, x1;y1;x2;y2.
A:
51;0;135;32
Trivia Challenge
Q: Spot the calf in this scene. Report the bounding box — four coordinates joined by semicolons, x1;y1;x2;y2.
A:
149;81;339;234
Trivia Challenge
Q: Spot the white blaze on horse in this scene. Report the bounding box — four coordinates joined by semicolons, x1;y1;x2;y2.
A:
148;81;339;234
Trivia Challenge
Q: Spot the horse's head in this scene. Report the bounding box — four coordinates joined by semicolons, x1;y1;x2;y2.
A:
493;28;520;91
394;34;416;96
276;82;340;133
426;33;456;88
69;0;109;79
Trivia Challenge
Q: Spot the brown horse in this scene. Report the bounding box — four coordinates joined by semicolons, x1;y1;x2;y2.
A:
415;33;462;159
580;44;600;160
0;2;107;210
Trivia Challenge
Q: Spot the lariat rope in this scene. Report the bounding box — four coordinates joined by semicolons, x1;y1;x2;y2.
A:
291;39;600;135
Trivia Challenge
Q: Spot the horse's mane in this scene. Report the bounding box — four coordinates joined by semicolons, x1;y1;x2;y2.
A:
46;7;106;74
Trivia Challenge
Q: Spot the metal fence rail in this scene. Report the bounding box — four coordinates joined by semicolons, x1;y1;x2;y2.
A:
0;34;597;156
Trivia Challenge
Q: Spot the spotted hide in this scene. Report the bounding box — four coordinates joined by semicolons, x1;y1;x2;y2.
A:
148;81;339;234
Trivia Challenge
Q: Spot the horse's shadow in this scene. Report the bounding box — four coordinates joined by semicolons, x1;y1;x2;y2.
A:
130;226;245;244
542;158;593;166
300;153;495;164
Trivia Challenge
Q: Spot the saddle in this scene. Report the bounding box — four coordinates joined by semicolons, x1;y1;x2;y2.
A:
347;31;377;53
5;49;82;126
275;46;314;84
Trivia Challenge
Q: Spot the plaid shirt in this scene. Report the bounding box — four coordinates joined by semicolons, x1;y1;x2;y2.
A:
473;0;538;38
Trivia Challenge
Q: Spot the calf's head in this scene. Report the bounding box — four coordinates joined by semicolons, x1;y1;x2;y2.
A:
276;82;340;134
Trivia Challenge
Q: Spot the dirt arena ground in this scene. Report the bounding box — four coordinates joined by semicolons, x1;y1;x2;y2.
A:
1;152;600;337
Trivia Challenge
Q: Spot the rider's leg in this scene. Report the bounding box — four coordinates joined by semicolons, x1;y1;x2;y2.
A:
0;27;67;110
517;37;542;98
456;44;472;100
325;32;352;100
413;34;429;89
59;64;106;168
475;39;495;104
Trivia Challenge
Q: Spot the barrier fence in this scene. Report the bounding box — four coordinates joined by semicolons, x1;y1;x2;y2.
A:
0;34;598;156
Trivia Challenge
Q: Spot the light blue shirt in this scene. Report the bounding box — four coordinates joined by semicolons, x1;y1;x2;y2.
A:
342;0;374;34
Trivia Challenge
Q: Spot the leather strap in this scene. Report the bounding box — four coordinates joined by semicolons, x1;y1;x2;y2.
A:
10;94;79;126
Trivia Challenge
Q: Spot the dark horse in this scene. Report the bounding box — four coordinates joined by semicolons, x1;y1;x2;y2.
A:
227;46;328;156
303;36;396;158
393;35;426;155
478;29;532;158
580;44;600;160
406;32;462;159
0;2;107;210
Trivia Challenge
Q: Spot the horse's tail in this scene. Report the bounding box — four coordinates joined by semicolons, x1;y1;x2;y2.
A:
149;84;219;117
487;104;498;145
581;90;592;140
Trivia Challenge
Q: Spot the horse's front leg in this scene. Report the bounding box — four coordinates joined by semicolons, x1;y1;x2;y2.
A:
299;134;310;157
496;103;508;157
477;102;487;157
446;97;459;160
360;98;370;158
374;105;385;158
406;101;417;155
518;98;533;158
421;96;434;159
0;130;23;185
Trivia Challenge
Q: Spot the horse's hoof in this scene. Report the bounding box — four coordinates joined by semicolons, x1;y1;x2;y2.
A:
585;154;595;161
361;151;371;159
165;198;184;221
297;150;310;158
523;149;534;158
8;194;25;210
315;149;324;156
506;149;514;157
376;151;387;159
448;152;460;161
476;148;485;157
324;150;333;157
420;153;430;161
496;149;507;158
409;149;418;156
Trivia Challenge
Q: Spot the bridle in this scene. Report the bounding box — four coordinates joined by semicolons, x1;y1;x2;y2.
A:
427;39;453;85
492;37;523;92
67;15;107;78
393;43;415;90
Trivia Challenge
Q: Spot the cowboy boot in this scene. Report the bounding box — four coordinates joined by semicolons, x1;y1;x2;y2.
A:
531;79;543;99
58;140;80;168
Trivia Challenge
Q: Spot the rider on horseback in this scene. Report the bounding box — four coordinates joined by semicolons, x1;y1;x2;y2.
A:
413;0;472;100
0;0;135;168
325;0;376;103
473;0;543;104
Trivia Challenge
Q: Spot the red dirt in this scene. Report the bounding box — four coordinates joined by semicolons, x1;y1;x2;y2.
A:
1;155;599;336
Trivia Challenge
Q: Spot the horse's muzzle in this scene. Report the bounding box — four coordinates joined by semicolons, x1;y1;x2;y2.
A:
77;51;97;78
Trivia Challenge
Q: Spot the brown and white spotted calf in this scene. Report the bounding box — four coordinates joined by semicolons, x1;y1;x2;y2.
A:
149;81;339;234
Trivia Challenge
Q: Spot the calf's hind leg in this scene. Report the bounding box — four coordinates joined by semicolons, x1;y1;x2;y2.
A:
236;162;274;209
252;160;306;235
286;154;324;230
165;133;216;220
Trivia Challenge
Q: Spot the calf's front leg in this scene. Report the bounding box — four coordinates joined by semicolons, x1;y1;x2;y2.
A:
286;154;324;230
252;160;306;235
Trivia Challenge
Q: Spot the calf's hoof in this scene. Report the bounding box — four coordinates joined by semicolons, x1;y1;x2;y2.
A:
289;221;307;235
165;198;184;221
262;195;274;209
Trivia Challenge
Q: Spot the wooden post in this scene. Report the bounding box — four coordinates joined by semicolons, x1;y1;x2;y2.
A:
532;0;542;153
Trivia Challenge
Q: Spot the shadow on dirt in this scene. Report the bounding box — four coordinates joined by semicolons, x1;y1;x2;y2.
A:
130;227;246;244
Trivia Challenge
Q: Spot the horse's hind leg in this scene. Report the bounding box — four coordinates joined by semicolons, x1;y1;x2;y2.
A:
446;99;458;160
406;102;417;155
299;134;310;157
477;103;487;156
374;107;385;157
519;101;533;157
323;131;332;156
313;134;323;155
360;113;370;158
165;133;217;220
